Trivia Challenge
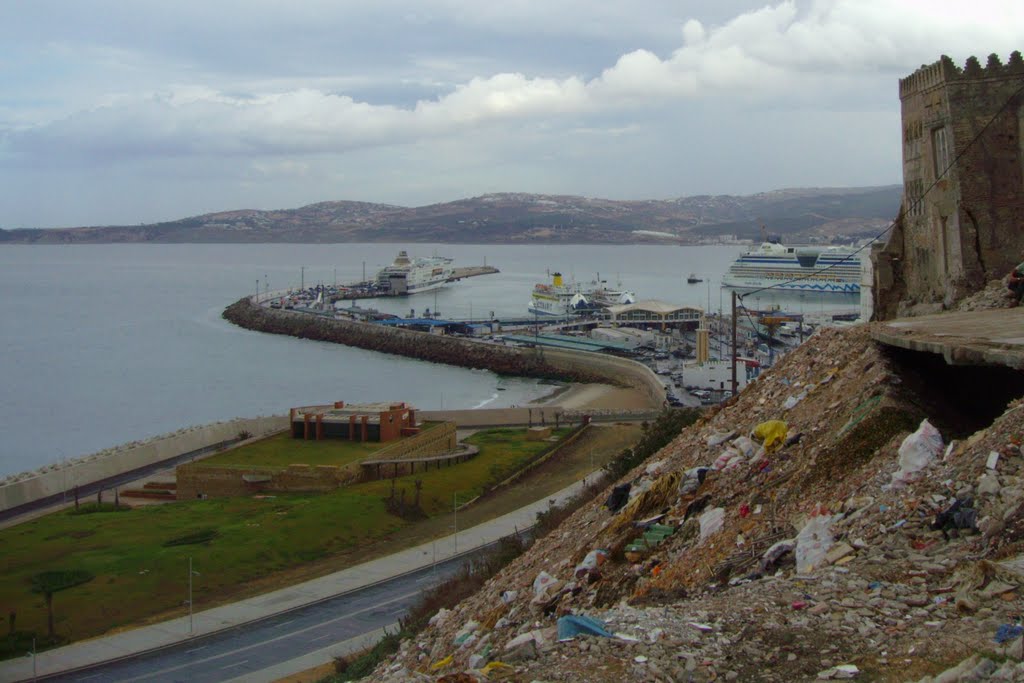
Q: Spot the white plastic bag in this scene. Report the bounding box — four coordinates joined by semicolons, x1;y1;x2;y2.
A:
699;507;725;542
795;514;833;573
890;419;943;487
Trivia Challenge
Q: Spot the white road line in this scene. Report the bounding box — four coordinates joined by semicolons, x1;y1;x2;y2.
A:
311;633;333;642
219;659;248;670
119;589;420;682
185;646;207;654
77;675;102;681
275;619;295;628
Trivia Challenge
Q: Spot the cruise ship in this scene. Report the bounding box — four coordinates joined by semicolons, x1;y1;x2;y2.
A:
375;251;454;295
721;243;863;294
528;272;636;316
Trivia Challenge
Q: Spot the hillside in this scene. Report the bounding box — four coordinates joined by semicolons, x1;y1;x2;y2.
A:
0;186;899;245
370;324;1024;682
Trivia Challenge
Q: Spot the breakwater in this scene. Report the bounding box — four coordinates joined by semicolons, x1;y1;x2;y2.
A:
222;298;665;405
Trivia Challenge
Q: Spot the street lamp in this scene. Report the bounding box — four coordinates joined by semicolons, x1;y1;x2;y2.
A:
188;557;201;634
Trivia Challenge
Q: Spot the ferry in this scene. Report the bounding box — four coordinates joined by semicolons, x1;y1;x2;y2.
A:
721;243;863;294
528;272;636;316
375;251;454;295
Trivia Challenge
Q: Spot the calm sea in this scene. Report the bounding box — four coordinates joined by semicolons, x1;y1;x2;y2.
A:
0;243;855;477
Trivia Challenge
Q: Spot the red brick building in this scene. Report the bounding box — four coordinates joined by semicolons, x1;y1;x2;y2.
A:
289;401;418;442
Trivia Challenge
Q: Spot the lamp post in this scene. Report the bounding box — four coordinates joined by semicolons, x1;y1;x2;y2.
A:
453;492;458;553
188;557;200;634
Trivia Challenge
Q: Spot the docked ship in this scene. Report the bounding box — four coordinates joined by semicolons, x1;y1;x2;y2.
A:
528;272;636;316
721;243;863;294
375;251;454;295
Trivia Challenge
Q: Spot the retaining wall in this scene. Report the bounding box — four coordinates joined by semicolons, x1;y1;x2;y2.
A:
0;416;287;513
364;423;458;463
177;462;351;499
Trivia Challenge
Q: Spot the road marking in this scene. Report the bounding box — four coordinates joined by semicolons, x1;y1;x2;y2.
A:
119;589;420;682
220;659;248;670
78;675;102;680
415;575;436;583
275;619;295;628
312;633;333;642
185;646;207;654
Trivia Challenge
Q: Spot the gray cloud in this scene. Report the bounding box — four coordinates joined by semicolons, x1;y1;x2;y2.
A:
0;0;1019;227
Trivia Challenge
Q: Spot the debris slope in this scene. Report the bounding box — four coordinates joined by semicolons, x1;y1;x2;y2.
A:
373;324;1024;682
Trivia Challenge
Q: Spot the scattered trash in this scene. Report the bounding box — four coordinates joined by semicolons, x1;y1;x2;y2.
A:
987;450;1000;470
500;590;518;604
753;420;789;453
480;662;511;675
890;419;943;487
531;571;563;605
698;507;725;542
430;654;454;671
634;655;649;663
429;607;452;627
706;430;737;447
604;483;631;512
783;392;807;411
761;539;796;572
574;549;609;580
994;624;1024;643
817;663;860;679
679;467;710;496
557;614;614;640
796;514;834;573
931;497;978;537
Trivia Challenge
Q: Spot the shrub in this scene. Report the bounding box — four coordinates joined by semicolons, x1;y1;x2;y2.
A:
66;502;131;516
603;408;701;479
162;528;219;547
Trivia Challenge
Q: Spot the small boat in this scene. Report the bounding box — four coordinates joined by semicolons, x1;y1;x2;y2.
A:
687;273;703;284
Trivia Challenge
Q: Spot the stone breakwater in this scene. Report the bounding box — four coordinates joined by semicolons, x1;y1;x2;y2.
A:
222;298;637;389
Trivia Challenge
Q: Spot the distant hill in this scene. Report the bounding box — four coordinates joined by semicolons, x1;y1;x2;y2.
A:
0;186;900;244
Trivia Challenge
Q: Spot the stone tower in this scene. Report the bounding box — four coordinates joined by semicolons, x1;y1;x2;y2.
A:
872;51;1024;319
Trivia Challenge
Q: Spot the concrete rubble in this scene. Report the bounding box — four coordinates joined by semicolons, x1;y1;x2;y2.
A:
369;323;1024;682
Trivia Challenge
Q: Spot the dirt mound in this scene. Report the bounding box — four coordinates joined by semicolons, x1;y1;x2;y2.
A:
372;325;1024;682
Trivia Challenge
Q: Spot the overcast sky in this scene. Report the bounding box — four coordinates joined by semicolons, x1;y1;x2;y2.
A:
0;1;1020;228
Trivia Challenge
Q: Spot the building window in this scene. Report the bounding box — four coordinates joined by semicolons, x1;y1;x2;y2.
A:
932;126;951;178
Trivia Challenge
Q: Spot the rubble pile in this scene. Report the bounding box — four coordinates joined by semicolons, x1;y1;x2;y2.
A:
371;325;1024;682
957;277;1017;312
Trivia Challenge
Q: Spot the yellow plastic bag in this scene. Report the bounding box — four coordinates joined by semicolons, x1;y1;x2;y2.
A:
753;420;788;453
430;654;453;671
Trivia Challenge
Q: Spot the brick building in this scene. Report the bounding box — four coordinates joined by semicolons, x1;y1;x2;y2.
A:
290;401;418;442
873;51;1024;319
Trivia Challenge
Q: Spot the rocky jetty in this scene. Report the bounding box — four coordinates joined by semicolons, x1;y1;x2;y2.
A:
222;298;611;385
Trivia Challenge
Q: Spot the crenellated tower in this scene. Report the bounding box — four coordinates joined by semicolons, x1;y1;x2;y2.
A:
873;51;1024;319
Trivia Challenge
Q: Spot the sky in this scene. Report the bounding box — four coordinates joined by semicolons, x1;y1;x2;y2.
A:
0;1;1020;228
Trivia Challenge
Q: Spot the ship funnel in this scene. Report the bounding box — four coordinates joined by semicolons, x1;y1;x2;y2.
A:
552;272;563;287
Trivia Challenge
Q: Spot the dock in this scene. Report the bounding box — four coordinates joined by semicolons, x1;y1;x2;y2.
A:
337;265;499;300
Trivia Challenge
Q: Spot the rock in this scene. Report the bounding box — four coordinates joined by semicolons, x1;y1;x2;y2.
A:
978;473;1001;496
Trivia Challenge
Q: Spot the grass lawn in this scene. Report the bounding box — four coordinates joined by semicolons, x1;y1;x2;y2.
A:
351;427;571;515
0;426;577;655
198;432;387;469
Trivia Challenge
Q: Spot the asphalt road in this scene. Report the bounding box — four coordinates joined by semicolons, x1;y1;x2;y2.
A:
41;546;485;683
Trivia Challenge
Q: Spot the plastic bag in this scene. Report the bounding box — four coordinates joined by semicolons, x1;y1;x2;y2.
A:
699;507;725;542
753;420;789;453
731;436;756;458
890;419;943;486
557;614;613;640
532;571;561;602
795;514;833;573
574;549;609;579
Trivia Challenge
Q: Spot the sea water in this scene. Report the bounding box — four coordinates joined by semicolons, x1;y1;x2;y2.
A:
0;243;855;477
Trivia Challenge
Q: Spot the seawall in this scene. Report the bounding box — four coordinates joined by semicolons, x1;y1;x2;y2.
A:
0;416;287;514
222;298;666;405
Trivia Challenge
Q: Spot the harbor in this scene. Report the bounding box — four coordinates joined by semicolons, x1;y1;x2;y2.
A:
250;245;866;409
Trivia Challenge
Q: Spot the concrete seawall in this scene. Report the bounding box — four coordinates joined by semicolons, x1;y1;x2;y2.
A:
0;416;286;514
223;297;665;405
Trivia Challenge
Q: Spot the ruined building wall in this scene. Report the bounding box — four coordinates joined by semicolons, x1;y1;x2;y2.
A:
873;51;1024;319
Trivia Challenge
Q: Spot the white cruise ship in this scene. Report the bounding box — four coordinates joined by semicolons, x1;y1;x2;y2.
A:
528;272;636;316
721;243;863;294
375;251;454;295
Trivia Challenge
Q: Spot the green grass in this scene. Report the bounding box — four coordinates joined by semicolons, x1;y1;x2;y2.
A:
198;432;388;469
0;427;571;653
350;427;571;515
